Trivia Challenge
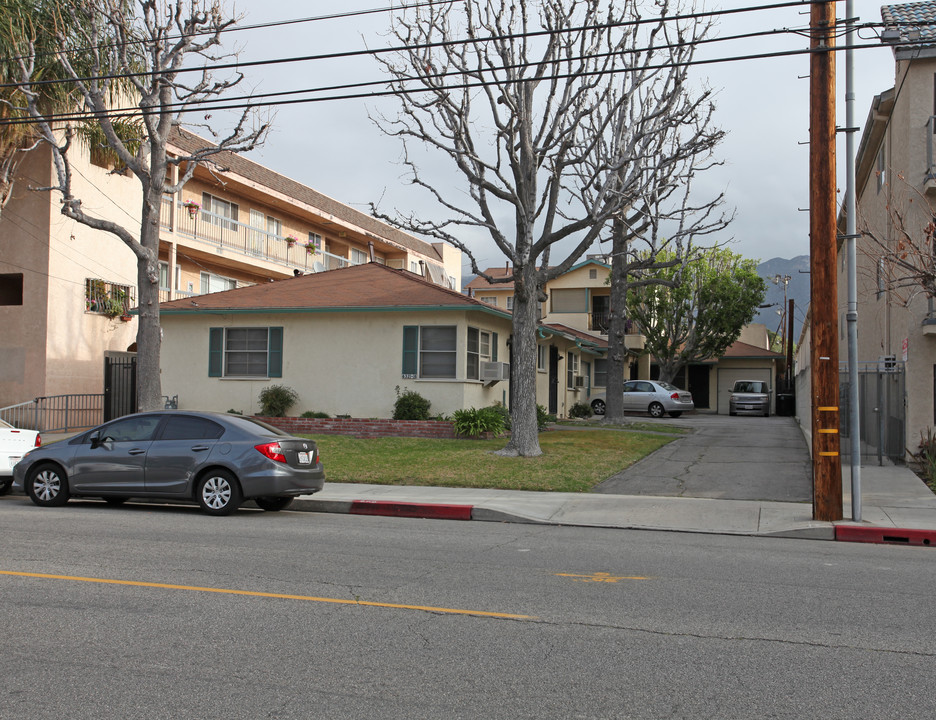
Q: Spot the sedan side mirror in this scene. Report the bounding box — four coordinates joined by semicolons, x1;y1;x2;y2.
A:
89;431;102;449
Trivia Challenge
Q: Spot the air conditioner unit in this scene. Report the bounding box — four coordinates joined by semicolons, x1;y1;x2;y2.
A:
574;375;586;388
480;361;510;383
878;354;897;373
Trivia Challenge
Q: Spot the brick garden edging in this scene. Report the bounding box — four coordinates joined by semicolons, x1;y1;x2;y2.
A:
255;416;456;440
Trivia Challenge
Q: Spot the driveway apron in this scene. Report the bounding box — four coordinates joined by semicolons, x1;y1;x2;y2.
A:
595;415;812;502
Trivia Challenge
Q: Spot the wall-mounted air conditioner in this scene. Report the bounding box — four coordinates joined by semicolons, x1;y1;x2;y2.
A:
878;355;897;373
574;375;586;388
481;361;510;383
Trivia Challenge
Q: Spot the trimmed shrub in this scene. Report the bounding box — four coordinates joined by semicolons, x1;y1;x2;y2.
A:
258;384;299;417
487;402;511;431
537;404;557;430
300;410;330;419
569;402;592;419
393;386;431;421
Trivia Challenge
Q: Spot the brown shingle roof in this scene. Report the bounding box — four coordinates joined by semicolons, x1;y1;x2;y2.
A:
160;262;504;313
719;340;785;359
542;323;608;349
168;129;442;261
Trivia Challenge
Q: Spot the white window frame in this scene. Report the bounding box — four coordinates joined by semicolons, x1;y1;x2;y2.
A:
566;351;580;389
467;327;492;381
351;247;368;265
201;192;239;231
537;344;546;372
480;296;497;306
506;295;514;311
200;271;237;295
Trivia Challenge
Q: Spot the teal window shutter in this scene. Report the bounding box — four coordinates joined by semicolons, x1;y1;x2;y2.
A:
268;327;283;378
208;328;223;377
492;332;498;362
402;326;418;376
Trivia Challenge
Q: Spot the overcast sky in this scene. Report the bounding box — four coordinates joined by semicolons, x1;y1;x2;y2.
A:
220;1;895;277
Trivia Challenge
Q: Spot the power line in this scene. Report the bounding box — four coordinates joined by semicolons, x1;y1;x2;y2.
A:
0;0;818;92
0;38;894;129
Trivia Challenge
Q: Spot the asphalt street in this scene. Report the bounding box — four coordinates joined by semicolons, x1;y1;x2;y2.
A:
2;499;934;719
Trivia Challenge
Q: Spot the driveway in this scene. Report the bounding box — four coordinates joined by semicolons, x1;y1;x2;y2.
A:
594;414;812;502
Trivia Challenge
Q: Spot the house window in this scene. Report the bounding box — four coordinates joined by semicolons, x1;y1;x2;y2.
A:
537;344;546;372
202;192;239;231
200;272;237;295
551;288;587;313
567;351;580;388
85;278;134;316
0;273;23;305
467;327;493;380
209;327;283;378
402;325;457;379
506;296;514;311
351;247;368;265
480;296;497;306
594;358;607;387
589;269;597;279
877;144;886;192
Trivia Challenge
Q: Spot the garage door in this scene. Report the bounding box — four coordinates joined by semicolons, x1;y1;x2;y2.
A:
716;368;772;415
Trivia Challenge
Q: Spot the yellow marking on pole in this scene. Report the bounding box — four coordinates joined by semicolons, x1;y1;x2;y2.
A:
817;406;839;412
818;428;839;434
818;451;839;457
0;570;534;620
554;572;648;583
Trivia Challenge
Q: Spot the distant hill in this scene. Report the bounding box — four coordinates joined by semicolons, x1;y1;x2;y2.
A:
754;255;810;341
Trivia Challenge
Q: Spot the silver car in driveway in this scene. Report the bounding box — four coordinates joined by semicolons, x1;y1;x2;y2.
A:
729;380;771;417
590;380;694;418
12;411;324;515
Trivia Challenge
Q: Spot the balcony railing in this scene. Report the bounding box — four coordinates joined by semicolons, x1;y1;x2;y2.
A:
927;115;936;185
85;278;134;317
588;313;636;335
170;201;359;274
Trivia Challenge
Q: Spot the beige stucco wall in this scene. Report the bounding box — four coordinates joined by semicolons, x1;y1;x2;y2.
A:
160;309;514;418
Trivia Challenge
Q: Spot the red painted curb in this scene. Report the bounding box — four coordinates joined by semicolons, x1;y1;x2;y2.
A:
836;525;936;547
349;500;473;521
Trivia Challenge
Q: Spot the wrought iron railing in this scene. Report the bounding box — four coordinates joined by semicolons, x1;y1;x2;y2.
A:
85;278;135;317
0;394;104;433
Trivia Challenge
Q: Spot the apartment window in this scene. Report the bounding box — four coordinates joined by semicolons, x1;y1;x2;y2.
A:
200;272;237;295
877;144;886;192
85;278;134;316
410;261;420;273
567;351;580;388
537;344;546;372
208;327;283;378
506;295;514;311
551;288;587;313
594;358;608;387
351;247;368;265
0;273;23;305
308;232;322;250
202;192;239;231
480;296;497;306
266;216;282;238
402;326;457;379
467;327;493;380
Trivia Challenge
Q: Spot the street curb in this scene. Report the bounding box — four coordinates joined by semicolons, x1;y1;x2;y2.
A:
349;499;472;521
835;525;936;547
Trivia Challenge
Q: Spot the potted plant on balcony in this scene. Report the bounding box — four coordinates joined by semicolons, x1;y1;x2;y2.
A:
285;235;298;248
182;199;200;218
303;240;318;255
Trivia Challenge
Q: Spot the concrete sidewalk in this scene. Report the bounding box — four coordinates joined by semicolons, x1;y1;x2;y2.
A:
292;461;936;543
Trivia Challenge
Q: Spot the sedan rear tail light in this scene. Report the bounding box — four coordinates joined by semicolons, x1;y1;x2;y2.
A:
255;442;287;463
670;392;680;400
35;434;42;447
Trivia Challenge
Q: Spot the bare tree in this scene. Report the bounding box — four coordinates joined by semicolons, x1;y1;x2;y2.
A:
859;174;936;305
373;0;720;456
11;0;269;411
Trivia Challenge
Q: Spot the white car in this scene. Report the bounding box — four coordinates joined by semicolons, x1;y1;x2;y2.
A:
0;419;40;495
590;380;694;418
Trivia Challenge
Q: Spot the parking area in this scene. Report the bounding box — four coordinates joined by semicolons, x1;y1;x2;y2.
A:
595;413;812;503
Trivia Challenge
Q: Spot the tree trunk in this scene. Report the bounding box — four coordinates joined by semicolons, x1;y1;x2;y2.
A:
603;220;630;423
496;264;542;457
136;184;163;411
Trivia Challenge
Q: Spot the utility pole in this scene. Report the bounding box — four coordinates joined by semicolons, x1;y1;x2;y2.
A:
809;0;843;521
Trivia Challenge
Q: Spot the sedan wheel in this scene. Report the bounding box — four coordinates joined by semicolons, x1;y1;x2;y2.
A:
27;464;70;507
255;496;294;512
591;399;606;415
197;470;241;516
648;402;665;419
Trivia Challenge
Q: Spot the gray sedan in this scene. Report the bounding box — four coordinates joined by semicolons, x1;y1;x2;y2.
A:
590;380;694;418
12;411;324;515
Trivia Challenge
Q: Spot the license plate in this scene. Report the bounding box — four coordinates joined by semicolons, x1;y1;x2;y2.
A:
9;456;20;469
297;451;311;465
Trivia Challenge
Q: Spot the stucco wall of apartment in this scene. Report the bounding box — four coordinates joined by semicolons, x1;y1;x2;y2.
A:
160;310;513;418
540;263;610;335
0;143;139;407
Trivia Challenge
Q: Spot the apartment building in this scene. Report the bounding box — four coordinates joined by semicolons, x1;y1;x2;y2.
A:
0;129;461;412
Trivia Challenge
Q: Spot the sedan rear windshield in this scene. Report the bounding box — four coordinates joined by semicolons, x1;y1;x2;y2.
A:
224;414;291;436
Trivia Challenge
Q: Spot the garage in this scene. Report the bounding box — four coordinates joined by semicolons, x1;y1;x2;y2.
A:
716;367;772;415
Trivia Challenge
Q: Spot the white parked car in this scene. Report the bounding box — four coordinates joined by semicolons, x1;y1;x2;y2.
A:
0;419;41;495
590;380;695;418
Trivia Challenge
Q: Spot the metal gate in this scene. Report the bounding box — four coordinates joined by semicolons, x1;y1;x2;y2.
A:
104;353;137;422
839;361;905;465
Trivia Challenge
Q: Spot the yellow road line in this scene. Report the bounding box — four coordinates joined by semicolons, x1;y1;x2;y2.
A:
0;570;534;620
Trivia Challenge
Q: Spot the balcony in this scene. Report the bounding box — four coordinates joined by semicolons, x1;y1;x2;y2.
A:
588;313;636;335
85;278;134;317
164;200;361;274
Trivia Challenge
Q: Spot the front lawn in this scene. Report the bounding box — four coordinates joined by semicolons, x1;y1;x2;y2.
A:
302;429;674;493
